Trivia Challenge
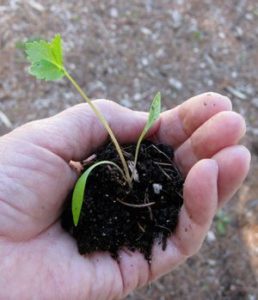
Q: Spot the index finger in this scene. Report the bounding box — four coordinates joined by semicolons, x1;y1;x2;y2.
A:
156;92;232;148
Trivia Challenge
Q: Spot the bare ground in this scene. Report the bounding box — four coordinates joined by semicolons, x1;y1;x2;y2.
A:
0;1;257;299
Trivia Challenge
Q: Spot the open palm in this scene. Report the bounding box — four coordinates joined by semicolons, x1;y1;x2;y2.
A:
0;93;250;300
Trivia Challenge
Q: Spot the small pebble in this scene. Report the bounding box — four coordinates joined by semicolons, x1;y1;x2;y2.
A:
110;7;118;18
226;86;247;100
0;111;12;128
206;230;216;243
134;93;141;101
141;57;149;66
153;183;162;194
170;10;182;29
140;27;152;35
207;259;216;266
168;77;183;91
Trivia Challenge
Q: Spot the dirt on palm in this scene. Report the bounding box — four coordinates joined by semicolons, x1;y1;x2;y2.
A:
62;141;184;261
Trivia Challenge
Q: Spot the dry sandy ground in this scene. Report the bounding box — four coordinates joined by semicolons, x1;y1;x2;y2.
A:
0;1;257;299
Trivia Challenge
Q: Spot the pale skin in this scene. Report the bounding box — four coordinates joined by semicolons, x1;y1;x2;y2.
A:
0;92;250;299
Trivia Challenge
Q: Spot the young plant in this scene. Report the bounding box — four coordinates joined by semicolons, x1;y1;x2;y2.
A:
25;34;161;226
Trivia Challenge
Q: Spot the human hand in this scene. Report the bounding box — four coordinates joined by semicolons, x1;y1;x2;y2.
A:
0;93;250;299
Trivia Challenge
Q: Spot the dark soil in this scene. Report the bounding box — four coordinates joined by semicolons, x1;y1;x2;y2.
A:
62;141;184;260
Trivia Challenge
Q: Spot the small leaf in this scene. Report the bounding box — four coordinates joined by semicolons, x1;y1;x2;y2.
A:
50;34;63;67
142;91;161;136
130;92;161;182
72;160;124;226
29;60;64;80
25;34;65;81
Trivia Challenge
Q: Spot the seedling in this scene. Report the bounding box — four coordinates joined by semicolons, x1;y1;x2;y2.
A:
25;34;161;226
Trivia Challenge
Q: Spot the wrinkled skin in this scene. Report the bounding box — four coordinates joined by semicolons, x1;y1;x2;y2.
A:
0;93;250;299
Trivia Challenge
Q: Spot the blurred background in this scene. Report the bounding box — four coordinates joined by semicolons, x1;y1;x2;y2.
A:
0;0;257;299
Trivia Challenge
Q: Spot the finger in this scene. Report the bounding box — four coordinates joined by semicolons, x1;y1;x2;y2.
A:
156;92;232;148
11;100;152;162
150;159;218;280
212;145;251;206
174;111;246;175
0;101;153;240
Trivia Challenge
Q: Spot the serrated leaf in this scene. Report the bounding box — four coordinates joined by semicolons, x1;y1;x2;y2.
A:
29;60;64;80
25;34;64;81
72;160;124;226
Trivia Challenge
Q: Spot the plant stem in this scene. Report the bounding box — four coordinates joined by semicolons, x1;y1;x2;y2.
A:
129;129;145;183
64;69;131;184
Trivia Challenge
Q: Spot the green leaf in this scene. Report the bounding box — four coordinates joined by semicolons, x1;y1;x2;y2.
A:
72;160;124;226
25;34;65;81
130;92;161;182
50;34;63;67
142;91;161;136
16;37;42;57
29;60;64;80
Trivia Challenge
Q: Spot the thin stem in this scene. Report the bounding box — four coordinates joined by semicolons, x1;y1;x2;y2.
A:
129;129;145;183
116;198;155;208
64;69;131;184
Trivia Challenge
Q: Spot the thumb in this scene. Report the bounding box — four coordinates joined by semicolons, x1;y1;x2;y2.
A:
0;101;153;240
12;100;153;162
